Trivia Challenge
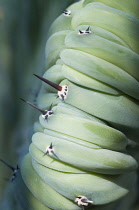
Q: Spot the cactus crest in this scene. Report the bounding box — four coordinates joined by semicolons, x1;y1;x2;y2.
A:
18;0;139;209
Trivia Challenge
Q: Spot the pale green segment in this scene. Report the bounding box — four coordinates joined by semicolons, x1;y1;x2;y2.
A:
68;1;83;10
30;143;86;173
39;111;127;151
37;93;108;126
32;158;136;205
76;25;129;48
21;154;80;210
34;101;107;138
45;31;70;69
62;64;121;95
60;49;139;100
48;15;72;38
14;172;50;210
37;80;139;142
48;0;82;38
44;129;102;149
71;2;139;53
41;64;65;93
65;29;139;82
56;58;64;65
32;132;137;174
59;80;139;141
83;0;139;19
72;25;129;48
53;103;107;125
42;60;120;96
25;192;50;210
48;1;83;37
34;121;45;133
37;92;58;110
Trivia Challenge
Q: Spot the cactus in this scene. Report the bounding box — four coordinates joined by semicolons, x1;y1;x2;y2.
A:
17;0;139;209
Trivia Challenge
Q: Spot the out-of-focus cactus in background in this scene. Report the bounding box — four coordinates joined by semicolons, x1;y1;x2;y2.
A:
0;0;75;204
0;0;139;210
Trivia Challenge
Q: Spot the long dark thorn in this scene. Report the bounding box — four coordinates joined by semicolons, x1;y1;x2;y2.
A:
43;151;48;157
34;74;62;91
86;26;90;31
51;151;59;160
50;142;53;149
17;165;20;170
0;159;15;172
61;94;65;101
11;175;16;182
50;143;59;160
48;103;53;111
20;98;46;115
79;30;83;34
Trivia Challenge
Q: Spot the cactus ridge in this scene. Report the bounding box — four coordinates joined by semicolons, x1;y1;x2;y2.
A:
20;0;139;209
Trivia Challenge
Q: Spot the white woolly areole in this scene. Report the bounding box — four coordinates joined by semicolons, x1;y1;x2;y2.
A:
45;145;54;156
78;29;92;35
63;10;71;16
42;110;53;119
58;85;68;100
75;195;93;207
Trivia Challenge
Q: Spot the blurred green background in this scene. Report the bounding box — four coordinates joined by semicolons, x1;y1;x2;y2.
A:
0;0;75;201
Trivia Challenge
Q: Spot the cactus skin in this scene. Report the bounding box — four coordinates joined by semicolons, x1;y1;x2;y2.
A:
20;0;139;209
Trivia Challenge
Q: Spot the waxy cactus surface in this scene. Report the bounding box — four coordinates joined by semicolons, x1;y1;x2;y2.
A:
20;0;139;209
